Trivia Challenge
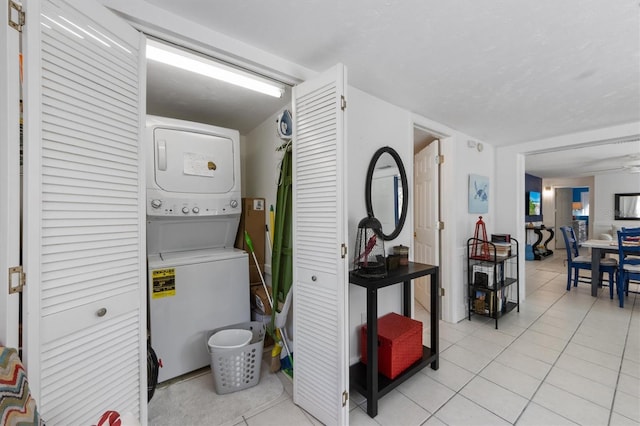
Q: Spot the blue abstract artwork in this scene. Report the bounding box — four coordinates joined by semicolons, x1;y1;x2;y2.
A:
469;174;489;214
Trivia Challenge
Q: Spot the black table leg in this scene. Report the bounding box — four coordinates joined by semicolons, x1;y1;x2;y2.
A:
403;279;411;317
543;228;554;255
591;247;601;297
366;287;378;417
533;229;543;259
431;269;439;370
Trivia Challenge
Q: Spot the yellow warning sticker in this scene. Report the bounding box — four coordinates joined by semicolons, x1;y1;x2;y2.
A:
152;268;176;299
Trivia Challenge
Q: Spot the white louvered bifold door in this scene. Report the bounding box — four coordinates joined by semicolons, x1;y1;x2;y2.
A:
1;0;21;348
22;0;146;424
292;64;349;426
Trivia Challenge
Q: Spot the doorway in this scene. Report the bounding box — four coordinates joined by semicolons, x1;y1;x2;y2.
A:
413;128;440;315
555;188;573;250
554;186;591;250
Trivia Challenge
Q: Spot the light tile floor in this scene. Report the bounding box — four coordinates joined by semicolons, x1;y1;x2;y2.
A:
236;254;640;425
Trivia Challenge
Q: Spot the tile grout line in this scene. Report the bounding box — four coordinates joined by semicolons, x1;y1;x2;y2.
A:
607;292;638;426
513;284;631;425
494;275;595;425
425;268;573;425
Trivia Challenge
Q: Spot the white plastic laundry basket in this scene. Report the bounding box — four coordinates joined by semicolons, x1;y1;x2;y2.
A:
208;329;253;350
206;321;266;394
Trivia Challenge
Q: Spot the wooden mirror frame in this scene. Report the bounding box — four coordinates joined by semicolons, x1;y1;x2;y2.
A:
364;146;409;240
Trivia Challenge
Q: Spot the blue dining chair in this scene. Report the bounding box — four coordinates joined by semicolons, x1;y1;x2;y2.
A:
559;226;617;296
616;228;640;308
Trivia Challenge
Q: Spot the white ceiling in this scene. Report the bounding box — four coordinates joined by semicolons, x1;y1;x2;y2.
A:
138;0;640;177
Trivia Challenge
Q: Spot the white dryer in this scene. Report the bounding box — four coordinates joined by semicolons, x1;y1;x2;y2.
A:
145;116;249;383
145;115;242;218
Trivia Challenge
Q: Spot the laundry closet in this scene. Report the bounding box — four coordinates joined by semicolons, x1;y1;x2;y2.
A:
142;41;352;425
143;40;292;381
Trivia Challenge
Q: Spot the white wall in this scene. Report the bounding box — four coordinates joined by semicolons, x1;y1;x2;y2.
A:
449;137;497;322
242;109;292;277
347;87;412;363
594;172;640;236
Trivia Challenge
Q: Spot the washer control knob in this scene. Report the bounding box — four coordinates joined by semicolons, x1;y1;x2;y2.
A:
230;199;238;208
192;207;200;214
182;206;190;214
150;199;162;209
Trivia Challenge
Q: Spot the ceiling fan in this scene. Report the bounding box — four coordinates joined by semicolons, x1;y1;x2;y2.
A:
622;156;640;173
580;153;640;175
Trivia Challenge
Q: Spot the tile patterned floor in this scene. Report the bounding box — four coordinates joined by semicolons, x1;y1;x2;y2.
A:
234;254;640;426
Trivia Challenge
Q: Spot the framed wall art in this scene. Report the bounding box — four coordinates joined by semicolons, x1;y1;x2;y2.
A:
469;174;489;214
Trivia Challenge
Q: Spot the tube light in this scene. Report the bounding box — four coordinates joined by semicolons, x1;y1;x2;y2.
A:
146;39;284;98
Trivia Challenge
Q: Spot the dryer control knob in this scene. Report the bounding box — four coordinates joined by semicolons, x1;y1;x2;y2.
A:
150;199;162;209
230;199;238;208
192;207;200;214
182;206;190;214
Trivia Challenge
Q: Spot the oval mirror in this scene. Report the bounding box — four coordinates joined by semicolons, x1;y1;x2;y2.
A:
365;147;408;240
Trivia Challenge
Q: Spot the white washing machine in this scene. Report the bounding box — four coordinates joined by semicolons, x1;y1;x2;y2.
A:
148;248;248;382
145;116;250;383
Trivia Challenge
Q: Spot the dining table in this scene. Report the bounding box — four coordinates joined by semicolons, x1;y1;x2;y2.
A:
581;239;620;297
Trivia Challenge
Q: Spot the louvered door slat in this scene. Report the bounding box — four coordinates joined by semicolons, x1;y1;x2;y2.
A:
41;311;140;424
293;65;348;425
43;116;139;150
42;36;138;90
43;75;137;119
43;94;137;134
25;0;145;423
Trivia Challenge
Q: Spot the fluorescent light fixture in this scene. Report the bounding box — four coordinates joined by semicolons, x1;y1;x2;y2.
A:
146;39;284;98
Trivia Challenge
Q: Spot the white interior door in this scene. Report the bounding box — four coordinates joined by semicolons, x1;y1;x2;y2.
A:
292;64;349;425
413;141;439;312
0;0;21;348
22;0;146;423
555;188;573;250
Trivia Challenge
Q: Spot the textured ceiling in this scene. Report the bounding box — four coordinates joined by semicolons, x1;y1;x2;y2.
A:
136;0;640;176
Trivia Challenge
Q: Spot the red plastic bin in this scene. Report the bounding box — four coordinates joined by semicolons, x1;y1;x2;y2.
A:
360;312;423;379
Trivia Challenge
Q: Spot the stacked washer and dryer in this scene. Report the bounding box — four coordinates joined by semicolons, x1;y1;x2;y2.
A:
145;116;250;383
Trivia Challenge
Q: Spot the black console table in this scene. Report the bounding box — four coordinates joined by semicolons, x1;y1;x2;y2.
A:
349;262;439;418
526;226;554;260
